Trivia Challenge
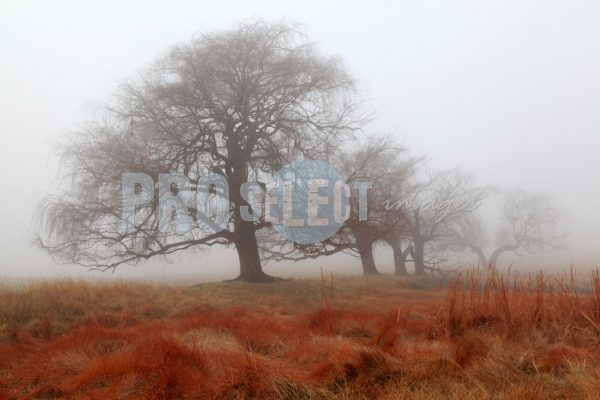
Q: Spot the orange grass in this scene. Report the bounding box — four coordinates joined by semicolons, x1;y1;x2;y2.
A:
1;270;600;399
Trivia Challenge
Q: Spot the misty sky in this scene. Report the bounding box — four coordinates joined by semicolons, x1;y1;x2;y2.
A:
1;0;599;280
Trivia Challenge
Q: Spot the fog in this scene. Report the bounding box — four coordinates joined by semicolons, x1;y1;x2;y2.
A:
1;0;599;281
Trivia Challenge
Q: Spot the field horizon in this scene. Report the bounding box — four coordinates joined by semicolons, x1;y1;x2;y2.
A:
1;267;600;399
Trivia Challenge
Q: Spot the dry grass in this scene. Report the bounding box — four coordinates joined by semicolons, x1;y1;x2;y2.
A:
0;269;599;399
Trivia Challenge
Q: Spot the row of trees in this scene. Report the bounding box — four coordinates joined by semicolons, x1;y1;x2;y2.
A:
35;21;566;282
262;142;565;277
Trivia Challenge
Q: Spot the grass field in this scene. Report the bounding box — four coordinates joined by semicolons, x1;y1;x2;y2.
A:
1;268;600;399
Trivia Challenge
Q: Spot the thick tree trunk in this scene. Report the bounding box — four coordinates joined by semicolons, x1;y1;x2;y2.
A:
390;242;408;276
413;239;426;276
232;220;274;282
352;226;379;275
227;151;277;283
359;244;379;275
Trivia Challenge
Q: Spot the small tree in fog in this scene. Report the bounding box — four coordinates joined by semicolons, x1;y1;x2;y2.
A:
454;190;567;267
388;169;489;275
35;21;361;282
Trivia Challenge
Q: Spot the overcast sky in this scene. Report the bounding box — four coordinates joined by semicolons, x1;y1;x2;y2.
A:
1;0;599;280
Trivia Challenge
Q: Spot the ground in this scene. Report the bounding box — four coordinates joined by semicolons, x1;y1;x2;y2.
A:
1;269;599;399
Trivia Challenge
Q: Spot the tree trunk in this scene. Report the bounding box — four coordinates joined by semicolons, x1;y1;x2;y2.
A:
389;241;408;276
353;226;379;275
473;246;489;268
359;244;379;275
232;220;274;282
227;151;276;283
413;239;426;275
488;244;518;268
465;244;489;267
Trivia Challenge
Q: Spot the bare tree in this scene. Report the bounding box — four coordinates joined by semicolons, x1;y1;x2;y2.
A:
455;190;567;267
339;138;403;274
382;230;413;276
386;169;489;275
258;136;415;275
321;137;420;275
35;21;362;282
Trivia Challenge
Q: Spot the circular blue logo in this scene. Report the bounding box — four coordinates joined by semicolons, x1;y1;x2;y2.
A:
267;160;349;244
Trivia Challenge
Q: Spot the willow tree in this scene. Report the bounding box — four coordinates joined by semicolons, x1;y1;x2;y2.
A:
36;21;360;282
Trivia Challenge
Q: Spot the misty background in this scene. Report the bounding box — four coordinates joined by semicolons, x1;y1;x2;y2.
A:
1;0;599;281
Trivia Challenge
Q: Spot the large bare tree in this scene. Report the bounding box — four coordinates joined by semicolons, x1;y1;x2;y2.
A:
35;21;361;282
